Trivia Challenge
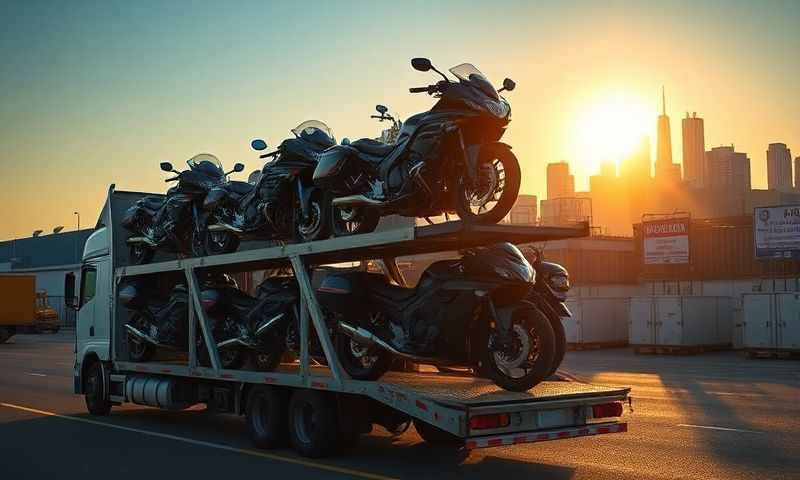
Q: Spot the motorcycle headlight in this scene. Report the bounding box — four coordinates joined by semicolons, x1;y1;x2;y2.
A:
483;99;510;119
547;274;570;292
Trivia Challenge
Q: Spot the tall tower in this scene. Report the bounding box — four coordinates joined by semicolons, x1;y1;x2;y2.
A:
546;161;575;199
766;143;793;191
655;87;681;182
682;112;705;188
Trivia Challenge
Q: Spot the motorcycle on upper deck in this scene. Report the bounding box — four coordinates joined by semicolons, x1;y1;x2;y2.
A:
313;58;521;236
202;121;337;248
122;154;243;264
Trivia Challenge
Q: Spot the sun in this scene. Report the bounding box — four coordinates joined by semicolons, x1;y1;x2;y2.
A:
572;93;654;175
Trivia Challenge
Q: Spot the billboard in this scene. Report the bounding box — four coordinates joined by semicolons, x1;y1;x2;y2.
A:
643;217;690;265
754;205;800;260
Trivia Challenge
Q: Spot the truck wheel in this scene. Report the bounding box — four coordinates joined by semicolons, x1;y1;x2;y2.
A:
246;386;287;449
84;362;112;416
413;419;463;446
288;389;338;458
0;327;10;344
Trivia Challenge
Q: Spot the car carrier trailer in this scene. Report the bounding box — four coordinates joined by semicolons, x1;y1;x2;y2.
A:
67;187;630;458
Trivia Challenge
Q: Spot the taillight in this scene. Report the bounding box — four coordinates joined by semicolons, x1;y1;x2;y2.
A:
592;402;623;418
469;413;510;430
200;291;218;310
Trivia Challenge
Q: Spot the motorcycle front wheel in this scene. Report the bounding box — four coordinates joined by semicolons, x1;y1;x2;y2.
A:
295;189;330;242
331;205;380;237
483;306;555;392
127;314;154;362
201;230;240;257
334;331;391;381
455;144;521;225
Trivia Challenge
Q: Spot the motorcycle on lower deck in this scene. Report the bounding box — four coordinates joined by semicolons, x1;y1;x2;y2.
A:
318;242;556;392
202;121;337;248
313;58;521;236
122;154;243;264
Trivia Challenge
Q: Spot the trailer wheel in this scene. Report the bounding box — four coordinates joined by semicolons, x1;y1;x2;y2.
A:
84;362;112;416
288;389;339;458
246;386;287;449
413;419;462;446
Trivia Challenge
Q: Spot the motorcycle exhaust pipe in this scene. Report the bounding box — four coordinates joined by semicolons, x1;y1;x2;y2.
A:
125;324;160;346
337;322;454;365
216;337;252;349
254;313;284;337
126;236;157;247
208;223;243;233
331;195;385;208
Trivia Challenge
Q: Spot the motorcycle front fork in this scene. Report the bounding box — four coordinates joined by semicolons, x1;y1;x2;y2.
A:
485;296;514;350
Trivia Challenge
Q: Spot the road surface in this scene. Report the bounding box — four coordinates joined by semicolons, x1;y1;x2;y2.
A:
1;332;798;480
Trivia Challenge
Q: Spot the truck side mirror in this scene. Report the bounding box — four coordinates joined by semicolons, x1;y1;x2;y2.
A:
64;272;77;310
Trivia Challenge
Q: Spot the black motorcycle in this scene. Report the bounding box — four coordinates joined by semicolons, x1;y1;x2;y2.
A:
200;275;301;371
318;242;556;392
122;154;244;264
313;58;521;236
120;276;249;369
203;121;336;246
522;247;571;378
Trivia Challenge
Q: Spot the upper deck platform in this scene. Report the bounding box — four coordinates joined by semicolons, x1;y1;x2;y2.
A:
115;221;590;277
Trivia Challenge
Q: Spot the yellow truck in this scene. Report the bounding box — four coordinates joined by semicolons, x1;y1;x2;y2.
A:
0;275;36;343
34;291;60;333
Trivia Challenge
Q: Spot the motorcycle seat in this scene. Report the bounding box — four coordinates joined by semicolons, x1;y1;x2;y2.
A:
350;138;395;157
139;196;164;211
227;181;254;195
371;282;417;303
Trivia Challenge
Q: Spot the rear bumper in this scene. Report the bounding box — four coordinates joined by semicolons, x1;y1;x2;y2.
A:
465;421;627;450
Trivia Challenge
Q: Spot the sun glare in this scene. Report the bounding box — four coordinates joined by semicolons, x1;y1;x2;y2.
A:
572;94;653;175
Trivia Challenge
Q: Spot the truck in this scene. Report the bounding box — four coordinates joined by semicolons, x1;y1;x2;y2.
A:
65;186;630;458
0;274;36;343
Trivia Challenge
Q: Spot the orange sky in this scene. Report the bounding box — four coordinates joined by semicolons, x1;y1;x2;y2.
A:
1;1;798;240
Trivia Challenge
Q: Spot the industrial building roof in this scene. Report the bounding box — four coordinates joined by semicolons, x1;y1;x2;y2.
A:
0;230;93;270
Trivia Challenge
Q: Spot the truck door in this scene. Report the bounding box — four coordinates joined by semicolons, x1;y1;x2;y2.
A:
76;263;98;357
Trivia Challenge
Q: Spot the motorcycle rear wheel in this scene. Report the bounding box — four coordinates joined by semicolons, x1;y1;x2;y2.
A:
129;244;154;265
483;306;555;392
201;230;240;257
334;331;391;381
127;314;154;362
455;144;521;225
331;205;380;237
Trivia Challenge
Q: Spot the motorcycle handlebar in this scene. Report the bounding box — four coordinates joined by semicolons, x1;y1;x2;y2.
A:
259;150;280;159
165;176;179;182
409;86;432;93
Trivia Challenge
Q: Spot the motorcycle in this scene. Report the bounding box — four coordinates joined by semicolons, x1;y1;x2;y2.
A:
318;242;556;392
200;275;300;371
313;58;521;236
202;120;336;247
120;276;249;369
522;247;571;378
122;154;244;264
370;104;402;144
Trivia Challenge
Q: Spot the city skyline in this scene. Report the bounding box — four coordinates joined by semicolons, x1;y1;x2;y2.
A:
1;0;799;240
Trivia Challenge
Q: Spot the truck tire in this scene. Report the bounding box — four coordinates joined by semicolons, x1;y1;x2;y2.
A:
288;389;338;458
413;419;463;446
246;386;287;449
85;362;112;416
0;327;11;344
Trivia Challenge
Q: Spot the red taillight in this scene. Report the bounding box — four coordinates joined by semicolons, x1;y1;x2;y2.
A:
592;402;623;418
470;413;510;430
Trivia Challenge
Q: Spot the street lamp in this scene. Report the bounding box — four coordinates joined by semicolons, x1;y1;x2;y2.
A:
74;211;80;231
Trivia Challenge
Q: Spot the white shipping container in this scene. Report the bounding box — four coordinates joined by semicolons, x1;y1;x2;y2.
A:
563;298;629;345
628;296;733;347
742;293;800;350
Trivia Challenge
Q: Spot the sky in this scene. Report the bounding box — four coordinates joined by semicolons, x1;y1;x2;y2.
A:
1;0;799;240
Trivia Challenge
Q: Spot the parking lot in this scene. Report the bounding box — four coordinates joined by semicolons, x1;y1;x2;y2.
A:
1;331;798;480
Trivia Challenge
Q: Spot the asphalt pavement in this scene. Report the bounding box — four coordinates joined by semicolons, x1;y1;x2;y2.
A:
1;331;798;480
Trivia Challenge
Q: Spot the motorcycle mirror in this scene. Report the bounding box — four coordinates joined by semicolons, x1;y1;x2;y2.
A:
160;162;175;172
251;139;268;151
341;138;351;145
233;162;245;172
376;104;388;115
411;57;432;72
501;78;516;92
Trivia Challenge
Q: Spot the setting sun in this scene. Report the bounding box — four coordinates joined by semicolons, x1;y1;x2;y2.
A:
572;93;655;175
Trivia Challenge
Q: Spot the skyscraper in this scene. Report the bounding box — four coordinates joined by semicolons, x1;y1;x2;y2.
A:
546;161;575;199
682;112;705;187
767;143;793;191
655;87;681;182
795;156;800;191
706;146;751;216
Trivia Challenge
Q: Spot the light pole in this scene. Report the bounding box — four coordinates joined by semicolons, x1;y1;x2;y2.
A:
74;211;80;231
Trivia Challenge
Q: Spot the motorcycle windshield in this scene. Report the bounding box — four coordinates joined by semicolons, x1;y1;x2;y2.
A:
449;63;499;100
187;153;225;179
290;120;336;148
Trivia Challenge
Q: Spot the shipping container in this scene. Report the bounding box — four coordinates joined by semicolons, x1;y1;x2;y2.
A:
742;293;800;351
634;216;800;281
628;296;733;348
564;297;629;346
